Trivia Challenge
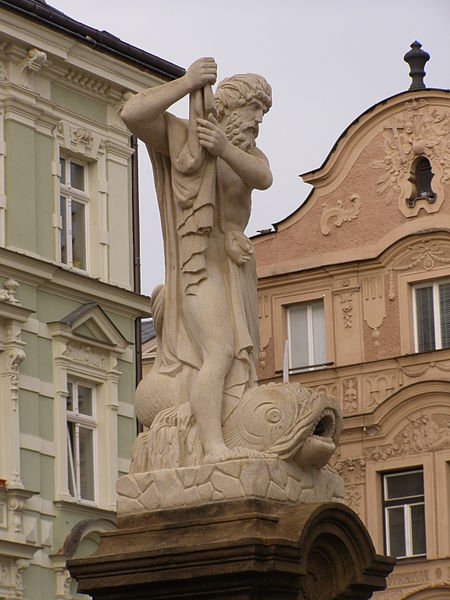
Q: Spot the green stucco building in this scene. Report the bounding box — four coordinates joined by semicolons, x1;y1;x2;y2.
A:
0;2;183;598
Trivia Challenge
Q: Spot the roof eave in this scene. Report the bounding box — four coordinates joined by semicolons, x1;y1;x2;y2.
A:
0;0;185;80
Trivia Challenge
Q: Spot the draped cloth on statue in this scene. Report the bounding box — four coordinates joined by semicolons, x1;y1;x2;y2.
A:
147;86;259;416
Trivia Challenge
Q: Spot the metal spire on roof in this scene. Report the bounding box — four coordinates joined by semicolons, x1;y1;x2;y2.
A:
404;41;430;90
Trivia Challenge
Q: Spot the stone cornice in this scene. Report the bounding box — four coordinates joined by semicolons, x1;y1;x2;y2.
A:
0;301;32;323
0;10;177;100
256;224;450;282
0;538;40;560
0;247;151;318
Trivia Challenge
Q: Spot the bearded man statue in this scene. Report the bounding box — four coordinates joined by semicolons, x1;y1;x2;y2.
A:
121;58;274;467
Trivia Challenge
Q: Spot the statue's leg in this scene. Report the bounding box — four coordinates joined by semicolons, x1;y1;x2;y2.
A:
182;272;234;462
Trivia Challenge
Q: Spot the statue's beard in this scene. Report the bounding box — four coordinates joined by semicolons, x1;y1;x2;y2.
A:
223;111;258;152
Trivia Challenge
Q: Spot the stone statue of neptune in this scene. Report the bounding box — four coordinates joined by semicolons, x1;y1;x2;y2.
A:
121;59;343;489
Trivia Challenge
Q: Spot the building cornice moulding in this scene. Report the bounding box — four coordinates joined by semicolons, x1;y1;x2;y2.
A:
0;12;173;101
257;222;450;281
0;247;151;318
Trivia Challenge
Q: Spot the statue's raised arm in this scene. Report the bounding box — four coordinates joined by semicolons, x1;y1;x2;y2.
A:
121;57;217;154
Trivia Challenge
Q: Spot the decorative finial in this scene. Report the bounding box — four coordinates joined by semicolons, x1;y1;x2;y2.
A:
404;41;430;90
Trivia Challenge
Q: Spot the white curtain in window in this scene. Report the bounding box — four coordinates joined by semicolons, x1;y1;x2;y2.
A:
312;301;326;364
288;300;326;369
289;304;308;369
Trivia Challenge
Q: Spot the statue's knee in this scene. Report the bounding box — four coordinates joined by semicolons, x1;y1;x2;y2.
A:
204;344;234;371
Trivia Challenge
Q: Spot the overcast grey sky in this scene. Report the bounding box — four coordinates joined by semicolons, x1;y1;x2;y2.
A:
50;0;450;295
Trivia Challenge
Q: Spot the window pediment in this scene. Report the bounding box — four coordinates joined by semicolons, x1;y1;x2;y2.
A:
48;303;128;354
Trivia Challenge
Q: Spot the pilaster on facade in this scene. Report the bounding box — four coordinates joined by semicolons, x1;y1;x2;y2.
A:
0;281;33;489
0;476;40;599
0;101;6;248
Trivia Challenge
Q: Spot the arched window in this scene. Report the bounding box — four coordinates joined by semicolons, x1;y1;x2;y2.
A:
407;157;436;208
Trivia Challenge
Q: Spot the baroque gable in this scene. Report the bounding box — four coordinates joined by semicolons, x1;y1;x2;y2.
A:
372;99;450;217
255;90;450;278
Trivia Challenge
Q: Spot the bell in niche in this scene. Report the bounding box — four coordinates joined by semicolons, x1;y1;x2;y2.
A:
407;157;436;208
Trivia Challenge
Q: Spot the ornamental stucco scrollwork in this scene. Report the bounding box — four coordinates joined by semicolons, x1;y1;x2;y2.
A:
55;120;104;159
362;275;385;346
309;382;338;398
72;127;94;148
7;347;26;412
62;342;108;370
340;293;353;329
388;239;450;300
364;412;450;461
342;377;358;413
115;91;135;116
372;100;450;215
8;495;26;534
332;457;366;485
320;194;361;235
19;48;47;88
401;359;450;379
388;570;429;587
344;487;362;515
331;457;365;515
113;91;136;128
15;559;29;599
366;372;397;408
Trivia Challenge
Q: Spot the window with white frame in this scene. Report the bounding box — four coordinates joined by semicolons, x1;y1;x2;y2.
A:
288;300;326;371
66;380;96;503
59;157;88;271
413;280;450;353
383;469;426;559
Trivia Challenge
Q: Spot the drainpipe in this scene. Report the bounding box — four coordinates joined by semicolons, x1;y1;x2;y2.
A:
131;135;142;387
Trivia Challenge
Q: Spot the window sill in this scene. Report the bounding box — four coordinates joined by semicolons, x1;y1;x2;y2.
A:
54;498;117;519
392;554;427;563
60;263;89;276
289;361;334;375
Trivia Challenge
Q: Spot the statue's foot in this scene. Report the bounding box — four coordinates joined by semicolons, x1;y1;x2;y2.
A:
203;446;275;465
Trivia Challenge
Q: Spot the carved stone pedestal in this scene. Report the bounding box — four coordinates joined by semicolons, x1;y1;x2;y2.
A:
68;499;394;599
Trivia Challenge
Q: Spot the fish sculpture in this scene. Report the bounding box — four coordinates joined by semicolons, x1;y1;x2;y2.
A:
131;380;343;474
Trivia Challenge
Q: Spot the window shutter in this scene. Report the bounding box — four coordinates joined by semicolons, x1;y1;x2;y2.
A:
415;286;435;352
439;282;450;349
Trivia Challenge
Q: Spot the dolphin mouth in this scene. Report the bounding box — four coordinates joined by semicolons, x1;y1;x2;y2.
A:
312;408;337;444
293;405;339;469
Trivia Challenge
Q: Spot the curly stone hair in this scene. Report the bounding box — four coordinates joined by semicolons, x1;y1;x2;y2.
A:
215;73;272;122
